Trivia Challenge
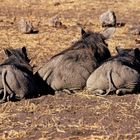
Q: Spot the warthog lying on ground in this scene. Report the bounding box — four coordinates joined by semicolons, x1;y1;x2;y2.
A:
38;27;115;93
0;47;35;103
86;47;140;96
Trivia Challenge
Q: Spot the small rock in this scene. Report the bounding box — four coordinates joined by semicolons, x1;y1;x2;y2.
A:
135;38;140;48
135;43;140;48
99;10;116;27
129;24;140;35
48;15;62;27
18;18;38;34
135;38;140;44
48;15;66;28
131;28;140;35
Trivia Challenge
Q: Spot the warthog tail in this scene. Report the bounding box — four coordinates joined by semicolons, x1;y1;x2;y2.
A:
0;69;7;103
0;69;14;102
105;69;117;96
43;69;52;81
97;69;116;96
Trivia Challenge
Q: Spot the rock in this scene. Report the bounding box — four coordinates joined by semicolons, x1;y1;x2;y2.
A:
134;38;140;49
129;24;140;35
48;15;62;27
135;38;140;44
136;44;140;48
99;10;116;27
48;15;66;28
131;28;140;35
18;18;38;34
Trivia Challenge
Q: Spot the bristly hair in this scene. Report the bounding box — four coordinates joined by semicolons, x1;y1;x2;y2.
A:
51;31;110;60
102;49;140;72
1;47;33;74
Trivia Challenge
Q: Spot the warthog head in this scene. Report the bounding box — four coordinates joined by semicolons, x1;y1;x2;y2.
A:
55;27;115;62
5;47;30;62
2;47;32;73
115;47;140;72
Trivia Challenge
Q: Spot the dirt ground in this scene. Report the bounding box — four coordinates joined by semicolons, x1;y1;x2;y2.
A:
0;0;140;139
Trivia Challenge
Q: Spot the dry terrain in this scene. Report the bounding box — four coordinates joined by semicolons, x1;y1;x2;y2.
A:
0;0;140;139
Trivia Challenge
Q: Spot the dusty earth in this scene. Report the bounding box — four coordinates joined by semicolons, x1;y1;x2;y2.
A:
0;0;140;139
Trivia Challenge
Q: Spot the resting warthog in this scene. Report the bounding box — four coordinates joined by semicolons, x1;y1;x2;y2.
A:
86;47;140;96
0;47;35;103
38;27;115;93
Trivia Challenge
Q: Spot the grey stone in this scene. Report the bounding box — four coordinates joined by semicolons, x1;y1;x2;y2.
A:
99;10;116;27
48;15;66;28
130;28;140;35
18;18;38;34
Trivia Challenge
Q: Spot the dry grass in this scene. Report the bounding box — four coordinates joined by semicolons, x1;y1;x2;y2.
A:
0;0;140;139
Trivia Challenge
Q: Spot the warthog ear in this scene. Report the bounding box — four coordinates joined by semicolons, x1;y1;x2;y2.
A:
4;49;12;57
22;46;27;55
134;48;140;58
81;28;86;36
116;46;123;54
22;46;30;62
102;27;116;40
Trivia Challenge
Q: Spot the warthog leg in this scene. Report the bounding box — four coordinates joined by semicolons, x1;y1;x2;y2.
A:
116;88;133;95
95;89;112;96
63;88;81;94
56;88;81;94
55;89;72;94
94;89;105;96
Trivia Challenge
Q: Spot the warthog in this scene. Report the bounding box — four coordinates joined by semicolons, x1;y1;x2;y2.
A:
86;47;140;96
38;27;115;93
0;47;35;103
